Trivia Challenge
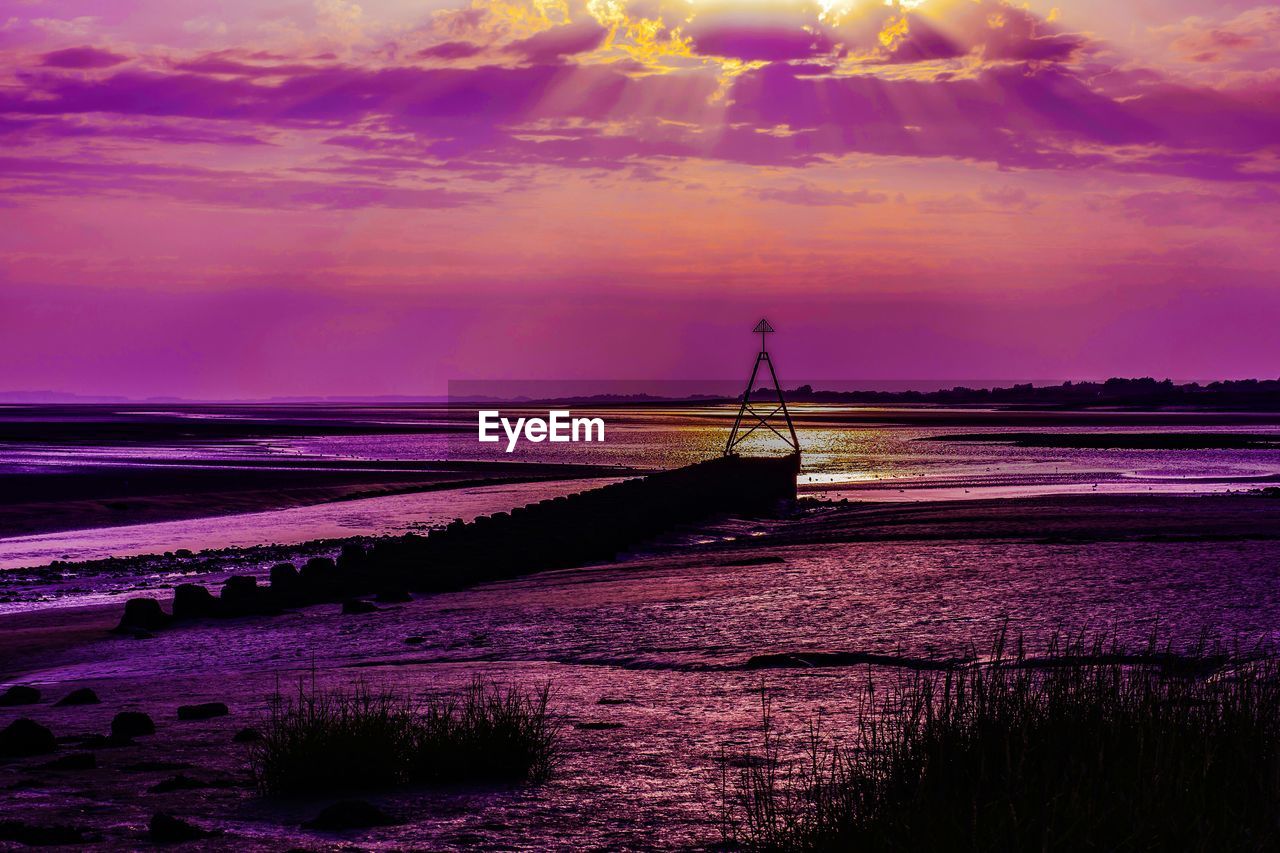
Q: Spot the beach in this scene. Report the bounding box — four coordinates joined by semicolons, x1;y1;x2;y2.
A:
4;403;1280;848
5;492;1280;849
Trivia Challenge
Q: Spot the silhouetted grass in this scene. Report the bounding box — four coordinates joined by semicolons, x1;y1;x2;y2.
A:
721;631;1280;851
251;677;557;795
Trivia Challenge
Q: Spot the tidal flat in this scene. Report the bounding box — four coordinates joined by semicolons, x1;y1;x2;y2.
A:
4;494;1280;849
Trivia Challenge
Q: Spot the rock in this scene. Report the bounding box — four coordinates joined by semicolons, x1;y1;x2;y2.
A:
40;752;96;770
54;687;100;707
341;599;378;615
0;685;40;706
301;556;337;579
149;812;217;842
111;711;155;739
0;820;90;846
403;636;426;645
375;588;411;603
302;799;397;830
172;583;218;620
269;563;303;603
177;702;228;721
232;727;262;743
337;543;366;571
115;598;170;632
220;575;265;616
0;718;56;756
301;557;339;596
270;562;299;585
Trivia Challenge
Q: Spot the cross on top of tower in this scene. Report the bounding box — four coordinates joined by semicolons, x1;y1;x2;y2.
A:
753;318;774;353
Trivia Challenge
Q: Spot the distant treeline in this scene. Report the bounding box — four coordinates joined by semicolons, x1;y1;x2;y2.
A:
749;378;1280;409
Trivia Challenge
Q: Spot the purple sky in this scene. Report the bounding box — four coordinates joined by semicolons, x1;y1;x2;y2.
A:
1;0;1278;397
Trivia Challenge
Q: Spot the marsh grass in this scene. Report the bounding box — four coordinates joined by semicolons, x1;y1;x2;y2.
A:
721;630;1280;851
251;677;558;795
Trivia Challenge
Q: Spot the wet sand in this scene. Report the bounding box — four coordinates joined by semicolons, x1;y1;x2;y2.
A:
7;492;1280;673
926;432;1280;449
4;493;1280;849
0;460;631;538
0;605;118;680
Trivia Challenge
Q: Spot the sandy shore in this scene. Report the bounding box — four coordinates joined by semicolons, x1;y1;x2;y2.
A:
0;604;119;680
4;492;1280;849
0;459;631;538
6;492;1279;678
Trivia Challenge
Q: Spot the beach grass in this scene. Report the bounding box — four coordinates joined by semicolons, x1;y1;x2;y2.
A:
720;631;1280;851
250;677;558;795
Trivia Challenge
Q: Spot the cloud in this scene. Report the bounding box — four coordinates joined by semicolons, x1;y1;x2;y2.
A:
40;45;127;68
753;183;888;205
505;22;608;62
170;53;324;77
980;186;1040;210
687;23;835;61
417;41;485;60
0;154;478;210
1121;185;1280;226
1159;7;1280;65
1;0;1277;213
877;15;964;64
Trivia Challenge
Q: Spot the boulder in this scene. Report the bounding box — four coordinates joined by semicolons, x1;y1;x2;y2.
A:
111;711;155;740
341;599;378;615
219;575;265;616
268;563;303;603
0;685;40;706
54;687;100;707
0;718;56;756
301;557;339;597
148;812;216;843
177;702;228;721
172;583;218;620
269;562;299;585
301;556;337;579
302;799;396;830
337;544;367;578
115;598;170;632
403;636;426;645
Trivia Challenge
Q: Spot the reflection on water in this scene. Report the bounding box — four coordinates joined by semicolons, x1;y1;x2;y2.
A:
3;404;1280;571
0;479;624;593
15;535;1280;849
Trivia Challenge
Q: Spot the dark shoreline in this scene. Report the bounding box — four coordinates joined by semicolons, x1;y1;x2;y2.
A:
8;491;1280;672
0;460;635;538
925;432;1280;450
6;491;1280;848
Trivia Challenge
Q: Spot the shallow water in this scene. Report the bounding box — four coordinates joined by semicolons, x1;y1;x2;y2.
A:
9;525;1280;850
0;478;623;574
4;404;1280;574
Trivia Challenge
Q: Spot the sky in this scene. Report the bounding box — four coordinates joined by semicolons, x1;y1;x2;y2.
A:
1;0;1277;397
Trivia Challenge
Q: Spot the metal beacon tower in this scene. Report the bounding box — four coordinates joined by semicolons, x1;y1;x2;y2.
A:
724;319;801;467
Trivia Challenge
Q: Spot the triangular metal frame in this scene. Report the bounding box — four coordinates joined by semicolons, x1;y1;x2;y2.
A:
724;318;800;457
